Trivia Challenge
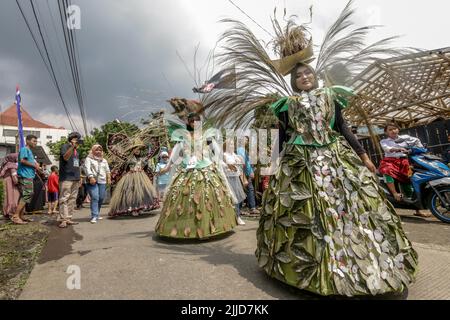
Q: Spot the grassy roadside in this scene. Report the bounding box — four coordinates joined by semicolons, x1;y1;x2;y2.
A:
0;220;50;300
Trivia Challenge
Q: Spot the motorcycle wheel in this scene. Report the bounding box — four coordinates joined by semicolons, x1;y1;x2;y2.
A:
428;187;450;223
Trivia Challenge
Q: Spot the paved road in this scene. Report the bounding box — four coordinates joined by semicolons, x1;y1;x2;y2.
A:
19;207;450;300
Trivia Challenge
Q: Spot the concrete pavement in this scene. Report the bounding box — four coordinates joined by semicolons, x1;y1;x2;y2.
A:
19;207;450;300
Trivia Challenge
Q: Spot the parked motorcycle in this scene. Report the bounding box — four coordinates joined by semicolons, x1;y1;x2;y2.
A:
378;146;450;223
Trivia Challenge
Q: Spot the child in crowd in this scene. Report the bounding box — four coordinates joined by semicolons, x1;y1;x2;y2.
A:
47;165;59;215
155;151;170;200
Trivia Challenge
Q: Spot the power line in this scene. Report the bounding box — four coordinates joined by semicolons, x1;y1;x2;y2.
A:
16;0;77;131
45;0;74;104
227;0;274;38
29;0;78;132
57;0;88;135
72;22;90;133
15;0;53;82
64;0;88;135
67;0;89;135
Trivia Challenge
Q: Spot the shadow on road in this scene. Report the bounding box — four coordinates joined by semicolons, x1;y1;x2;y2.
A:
400;215;448;226
37;223;84;264
144;231;408;300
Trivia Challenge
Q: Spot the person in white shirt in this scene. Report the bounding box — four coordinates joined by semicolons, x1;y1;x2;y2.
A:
379;122;430;217
155;151;171;200
222;143;248;226
85;144;111;223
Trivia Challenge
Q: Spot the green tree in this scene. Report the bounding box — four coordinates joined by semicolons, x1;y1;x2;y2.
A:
91;121;139;151
47;135;96;160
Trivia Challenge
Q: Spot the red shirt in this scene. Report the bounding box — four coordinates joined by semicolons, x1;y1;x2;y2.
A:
48;172;59;193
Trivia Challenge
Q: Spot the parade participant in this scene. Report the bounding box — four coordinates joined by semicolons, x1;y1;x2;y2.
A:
379;122;431;217
222;142;247;226
205;4;417;296
155;99;238;239
237;137;260;216
12;135;40;224
108;138;159;217
0;153;20;219
155;151;171;200
85;144;111;223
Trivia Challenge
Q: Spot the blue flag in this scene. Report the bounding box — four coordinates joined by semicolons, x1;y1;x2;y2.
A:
15;85;25;149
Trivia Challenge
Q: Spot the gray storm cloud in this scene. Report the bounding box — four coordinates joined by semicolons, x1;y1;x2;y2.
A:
1;0;448;132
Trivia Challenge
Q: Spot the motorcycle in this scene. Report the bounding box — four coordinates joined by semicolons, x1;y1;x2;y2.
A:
378;146;450;223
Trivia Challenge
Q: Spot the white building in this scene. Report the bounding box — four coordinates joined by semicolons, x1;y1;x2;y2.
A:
0;103;69;164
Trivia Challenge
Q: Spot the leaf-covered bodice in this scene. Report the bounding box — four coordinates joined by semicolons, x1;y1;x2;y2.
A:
271;86;355;147
128;156;147;171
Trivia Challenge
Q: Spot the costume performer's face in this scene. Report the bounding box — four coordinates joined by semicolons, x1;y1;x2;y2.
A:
295;65;316;92
386;125;400;140
187;115;201;131
133;148;142;156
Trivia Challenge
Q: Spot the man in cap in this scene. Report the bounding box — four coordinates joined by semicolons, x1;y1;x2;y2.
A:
58;132;82;228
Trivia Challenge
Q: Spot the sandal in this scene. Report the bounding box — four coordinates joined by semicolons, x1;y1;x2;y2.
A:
414;210;432;218
393;193;403;202
58;222;68;228
12;217;28;225
66;220;79;225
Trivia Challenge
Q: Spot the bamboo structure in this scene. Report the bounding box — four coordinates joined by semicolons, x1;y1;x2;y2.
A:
345;47;450;128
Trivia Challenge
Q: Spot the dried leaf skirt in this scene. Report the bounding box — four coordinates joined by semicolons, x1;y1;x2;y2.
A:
155;165;237;239
108;171;159;217
256;140;418;297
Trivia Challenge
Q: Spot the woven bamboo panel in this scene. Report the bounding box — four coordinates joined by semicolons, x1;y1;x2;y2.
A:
345;47;450;128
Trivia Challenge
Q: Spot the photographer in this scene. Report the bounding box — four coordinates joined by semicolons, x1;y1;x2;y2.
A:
57;132;82;228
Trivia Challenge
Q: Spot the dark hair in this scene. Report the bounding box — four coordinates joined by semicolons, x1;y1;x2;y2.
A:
68;132;81;142
187;113;201;122
290;63;319;93
51;165;58;172
384;122;400;132
26;134;37;141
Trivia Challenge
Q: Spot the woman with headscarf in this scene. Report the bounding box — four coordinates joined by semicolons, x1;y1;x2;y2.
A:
0;153;20;219
108;138;159;217
85;144;111;223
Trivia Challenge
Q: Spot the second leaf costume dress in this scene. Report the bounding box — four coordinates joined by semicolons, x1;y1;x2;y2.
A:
155;120;238;240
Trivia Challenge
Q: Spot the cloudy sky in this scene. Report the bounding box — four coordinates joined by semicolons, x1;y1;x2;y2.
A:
0;0;448;134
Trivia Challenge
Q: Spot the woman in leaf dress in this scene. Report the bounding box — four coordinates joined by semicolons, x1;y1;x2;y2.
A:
205;3;418;296
155;105;238;240
255;63;418;296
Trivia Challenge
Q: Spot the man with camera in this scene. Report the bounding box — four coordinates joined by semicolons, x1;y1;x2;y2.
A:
57;132;83;228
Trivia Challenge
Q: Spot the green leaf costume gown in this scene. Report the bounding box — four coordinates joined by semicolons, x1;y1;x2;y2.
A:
155;128;238;239
255;86;418;296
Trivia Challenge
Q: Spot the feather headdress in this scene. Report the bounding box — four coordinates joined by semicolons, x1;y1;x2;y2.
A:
204;0;415;129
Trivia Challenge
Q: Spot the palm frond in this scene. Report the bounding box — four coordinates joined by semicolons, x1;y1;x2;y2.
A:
204;19;291;129
316;0;420;85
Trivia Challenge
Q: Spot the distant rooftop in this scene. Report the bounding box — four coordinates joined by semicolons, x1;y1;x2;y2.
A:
0;103;66;130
